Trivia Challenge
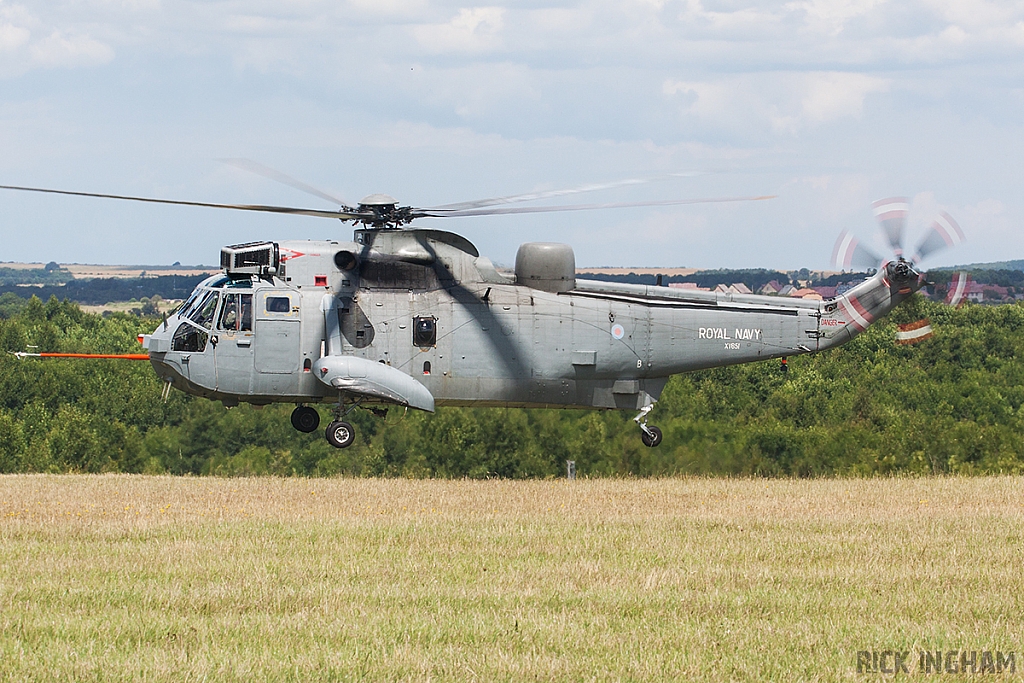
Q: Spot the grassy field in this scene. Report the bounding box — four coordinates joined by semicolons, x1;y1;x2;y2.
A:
1;476;1022;681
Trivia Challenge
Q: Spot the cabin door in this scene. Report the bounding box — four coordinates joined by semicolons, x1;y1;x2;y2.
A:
255;290;301;374
212;291;255;394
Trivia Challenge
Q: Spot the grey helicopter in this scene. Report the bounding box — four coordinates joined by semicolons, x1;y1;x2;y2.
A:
1;170;963;449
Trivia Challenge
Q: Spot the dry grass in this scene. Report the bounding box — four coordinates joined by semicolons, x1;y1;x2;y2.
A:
2;475;1023;681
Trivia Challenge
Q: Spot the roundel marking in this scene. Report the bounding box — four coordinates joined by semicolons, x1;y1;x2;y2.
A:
611;323;625;339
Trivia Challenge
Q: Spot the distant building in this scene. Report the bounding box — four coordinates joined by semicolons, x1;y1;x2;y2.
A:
812;286;837;298
790;288;823;300
668;282;710;291
711;283;754;295
966;282;985;303
984;284;1011;300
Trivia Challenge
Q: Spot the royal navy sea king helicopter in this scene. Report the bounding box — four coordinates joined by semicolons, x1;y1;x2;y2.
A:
1;170;964;449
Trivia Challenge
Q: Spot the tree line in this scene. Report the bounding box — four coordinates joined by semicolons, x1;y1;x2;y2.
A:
1;294;1022;477
0;275;210;306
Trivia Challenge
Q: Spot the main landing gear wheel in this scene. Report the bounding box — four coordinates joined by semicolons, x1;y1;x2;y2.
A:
633;401;662;447
325;420;356;449
641;426;663;448
290;405;321;433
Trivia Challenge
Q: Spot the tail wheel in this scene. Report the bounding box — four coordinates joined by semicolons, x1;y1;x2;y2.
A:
641;425;663;448
290;405;321;433
326;420;356;449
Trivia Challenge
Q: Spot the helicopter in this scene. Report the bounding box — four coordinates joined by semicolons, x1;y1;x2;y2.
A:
1;171;962;449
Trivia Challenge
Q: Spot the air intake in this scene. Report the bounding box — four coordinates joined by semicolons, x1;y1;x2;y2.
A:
221;242;279;276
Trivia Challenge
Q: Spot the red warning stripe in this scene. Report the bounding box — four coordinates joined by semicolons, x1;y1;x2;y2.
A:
840;294;875;332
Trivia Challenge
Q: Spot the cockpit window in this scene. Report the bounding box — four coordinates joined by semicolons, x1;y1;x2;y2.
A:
180;289;202;315
188;291;220;329
182;290;209;319
205;275;231;289
171;322;208;352
218;293;252;331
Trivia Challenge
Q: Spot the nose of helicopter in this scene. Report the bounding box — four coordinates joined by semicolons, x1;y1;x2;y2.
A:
139;313;186;385
139;313;177;354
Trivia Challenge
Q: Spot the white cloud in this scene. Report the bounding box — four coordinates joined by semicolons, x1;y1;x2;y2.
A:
799;72;889;123
346;0;427;16
664;71;889;135
921;0;1016;29
0;21;29;51
786;0;886;35
29;31;114;68
527;7;589;33
413;6;504;53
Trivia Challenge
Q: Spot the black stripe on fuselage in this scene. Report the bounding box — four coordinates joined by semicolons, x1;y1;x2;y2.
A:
565;290;804;316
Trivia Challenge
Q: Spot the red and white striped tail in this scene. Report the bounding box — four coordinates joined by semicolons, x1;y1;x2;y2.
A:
896;318;934;345
838;293;875;332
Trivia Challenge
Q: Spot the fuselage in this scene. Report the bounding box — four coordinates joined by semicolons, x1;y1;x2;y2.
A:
143;229;922;413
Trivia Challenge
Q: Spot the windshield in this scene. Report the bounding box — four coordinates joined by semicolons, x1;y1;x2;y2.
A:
180;272;261;323
187;290;220;329
179;288;203;315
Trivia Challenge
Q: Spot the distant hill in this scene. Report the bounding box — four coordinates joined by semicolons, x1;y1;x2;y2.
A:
952;260;1024;272
0;275;211;306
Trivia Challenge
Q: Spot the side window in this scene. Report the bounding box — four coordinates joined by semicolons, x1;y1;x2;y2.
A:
413;316;436;347
218;294;237;330
239;294;252;330
266;296;290;313
218;293;253;331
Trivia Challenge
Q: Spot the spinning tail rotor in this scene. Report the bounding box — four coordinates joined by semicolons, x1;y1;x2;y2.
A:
832;196;969;344
872;197;910;257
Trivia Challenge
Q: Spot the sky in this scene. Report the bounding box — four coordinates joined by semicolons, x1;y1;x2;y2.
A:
0;0;1022;270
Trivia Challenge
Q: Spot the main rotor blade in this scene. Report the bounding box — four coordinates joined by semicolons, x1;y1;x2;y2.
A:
0;184;366;220
832;230;883;270
872;197;909;256
416;194;775;218
425;171;710;212
219;158;350;207
913;211;965;263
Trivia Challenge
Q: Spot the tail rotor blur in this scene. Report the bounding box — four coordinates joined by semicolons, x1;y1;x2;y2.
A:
832;197;966;286
832;196;969;346
872;197;909;257
832;229;884;271
913;211;965;264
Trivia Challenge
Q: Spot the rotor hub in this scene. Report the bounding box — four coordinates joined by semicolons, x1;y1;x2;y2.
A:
891;258;913;280
359;193;398;207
